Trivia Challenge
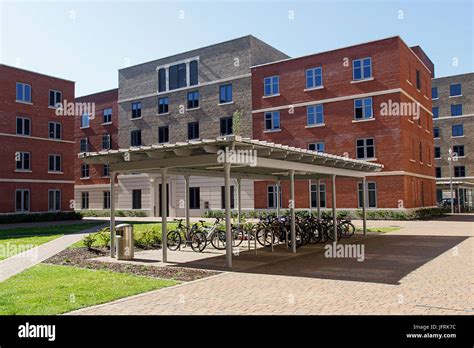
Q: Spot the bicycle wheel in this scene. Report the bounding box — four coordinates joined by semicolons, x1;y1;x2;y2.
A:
167;230;181;251
340;221;355;238
211;230;226;250
232;227;244;247
190;231;207;252
327;225;343;241
288;229;303;248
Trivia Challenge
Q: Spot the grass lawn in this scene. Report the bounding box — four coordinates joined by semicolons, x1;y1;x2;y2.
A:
0;264;177;315
356;227;402;233
0;223;101;260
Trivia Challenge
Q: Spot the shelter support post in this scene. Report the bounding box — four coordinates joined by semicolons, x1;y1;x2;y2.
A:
316;179;321;219
110;171;116;258
237;178;242;227
332;174;337;243
224;163;232;268
290;170;296;253
184;175;190;230
161;168;168;263
362;177;367;236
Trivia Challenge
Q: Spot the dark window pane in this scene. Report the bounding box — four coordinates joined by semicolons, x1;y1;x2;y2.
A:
158;68;166;92
190;60;198;86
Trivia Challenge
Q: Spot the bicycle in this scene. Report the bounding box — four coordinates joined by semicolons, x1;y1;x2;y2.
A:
166;219;207;252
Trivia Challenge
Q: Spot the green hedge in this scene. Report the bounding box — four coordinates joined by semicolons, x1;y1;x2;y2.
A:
79;210;148;217
0;211;82;224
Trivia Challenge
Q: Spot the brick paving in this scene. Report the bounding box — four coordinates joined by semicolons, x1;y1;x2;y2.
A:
70;217;474;315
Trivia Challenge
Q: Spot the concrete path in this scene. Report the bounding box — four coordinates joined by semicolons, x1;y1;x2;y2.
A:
0;223;104;282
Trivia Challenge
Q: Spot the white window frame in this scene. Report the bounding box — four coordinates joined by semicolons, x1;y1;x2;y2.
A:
310;183;326;208
305;67;323;89
308;142;325;153
352;57;372;81
103;108;113;124
16;117;31;136
16;151;31;171
15;189;30;212
449;83;462;97
102;134;111;150
48;189;61;211
102;164;110;177
264;76;279;96
354;97;373;120
356;138;375;160
81;192;89;209
48;154;62;173
81;164;90;179
358;181;377;208
103;191;111;209
48;121;62;140
267;184;282;209
307;104;324;126
16;82;32;103
81;113;90;128
48;89;62;108
264;111;280;131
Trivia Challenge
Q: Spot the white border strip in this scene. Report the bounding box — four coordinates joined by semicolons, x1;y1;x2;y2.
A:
0;133;75;144
365;171;436;180
0;179;74;184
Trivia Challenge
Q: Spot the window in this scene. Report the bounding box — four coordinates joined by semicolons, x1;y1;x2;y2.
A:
132;190;142;209
219;84;233;104
103;108;112;124
432;107;439;118
450;83;462;97
310;183;326;208
102;134;111;150
103;191;110;209
264;111;280;131
48;190;61;211
431;87;438;99
452;124;464;137
433;127;440;138
190;60;198;86
131;102;142;119
81;164;89;178
158;68;166;92
158;126;169;143
353;57;372;81
16;152;30;171
131;130;142;147
416;70;421;90
267;185;282;209
451;104;462;116
169;63;187;90
158;97;169;114
49;122;61;139
307;104;324;126
220;186;235;209
454;166;466;178
81;192;89;209
189;187;200;209
434;147;441;159
356;138;375;159
435;167;441;178
306;67;322;89
81;113;90;128
354;97;373;120
48;90;62;108
419;142;423;162
16;117;31;136
48;154;61;172
453;145;465;157
308;142;325;152
16;83;31;103
187;122;199;140
103;164;110;177
220;117;233;136
187;91;199;109
15;189;30;212
80;138;89;152
358;182;377;208
264;76;279;96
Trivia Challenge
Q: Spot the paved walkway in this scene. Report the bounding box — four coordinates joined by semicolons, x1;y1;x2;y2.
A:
71;217;473;315
0;223;104;282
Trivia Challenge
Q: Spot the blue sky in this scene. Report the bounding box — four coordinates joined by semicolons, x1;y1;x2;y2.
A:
1;0;472;96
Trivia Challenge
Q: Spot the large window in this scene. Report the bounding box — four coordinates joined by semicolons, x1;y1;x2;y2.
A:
307;105;324;126
454;166;466;178
16;83;31;103
431;87;438;99
187;91;199;109
103;191;111;209
158;97;169;114
81;164;89;178
158;126;169;143
264;76;279;96
308;142;325;152
16;152;30;171
81;192;89;209
49;122;61;139
131;102;142;119
188;122;199;140
80;138;89;152
220;186;235;209
264;111;280;131
131;130;142;146
358;182;377;208
310;183;326;208
452;124;464;137
453;145;465;157
306;67;323;89
450;83;462;97
132;190;142;209
169;63;187;90
49;90;62;108
159;60;198;92
48;189;61;211
352;58;372;81
220;117;233;136
81;113;90;128
451;104;462;116
356;138;375;159
16;189;30;212
189;187;200;209
102;134;111;150
48;154;61;172
16;117;31;136
267;185;282;209
354;97;373;120
103;108;112;124
219;84;233;104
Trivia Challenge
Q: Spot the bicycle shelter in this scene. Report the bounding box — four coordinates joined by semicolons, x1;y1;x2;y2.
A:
79;135;383;269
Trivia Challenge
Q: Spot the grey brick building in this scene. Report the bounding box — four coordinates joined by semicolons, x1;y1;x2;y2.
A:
432;72;474;210
114;36;288;216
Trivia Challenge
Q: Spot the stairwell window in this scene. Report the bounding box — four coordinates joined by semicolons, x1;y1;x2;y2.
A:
102;134;111;150
80;138;89;152
352;58;372;81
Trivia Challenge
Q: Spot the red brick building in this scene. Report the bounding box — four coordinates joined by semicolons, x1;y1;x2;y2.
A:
251;37;436;211
74;89;118;210
0;64;75;213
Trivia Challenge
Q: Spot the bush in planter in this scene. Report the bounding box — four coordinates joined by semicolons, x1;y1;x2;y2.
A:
82;234;97;250
134;229;161;249
94;227;111;248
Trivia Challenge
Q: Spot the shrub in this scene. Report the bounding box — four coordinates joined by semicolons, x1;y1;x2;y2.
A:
134;229;161;249
79;210;148;217
82;234;97;250
0;211;82;224
95;227;111;248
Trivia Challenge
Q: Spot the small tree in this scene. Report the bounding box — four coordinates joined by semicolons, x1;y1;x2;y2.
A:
232;109;242;136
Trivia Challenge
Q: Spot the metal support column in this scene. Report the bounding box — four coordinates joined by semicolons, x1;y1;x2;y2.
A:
316;179;321;219
161;168;168;263
332;174;337;243
237;178;242;227
224;163;232;268
184;175;190;230
457;186;461;213
362;177;367;236
276;180;281;217
110;171;116;258
290;170;296;253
